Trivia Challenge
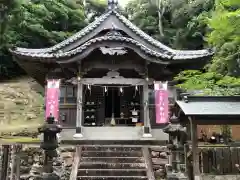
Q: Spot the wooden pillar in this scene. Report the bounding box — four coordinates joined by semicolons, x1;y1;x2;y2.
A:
142;81;152;138
189;116;200;180
73;66;83;139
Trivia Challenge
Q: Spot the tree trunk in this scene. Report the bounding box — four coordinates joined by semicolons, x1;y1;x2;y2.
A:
1;145;10;180
15;145;21;180
157;0;165;37
10;145;15;180
9;144;22;180
158;10;164;37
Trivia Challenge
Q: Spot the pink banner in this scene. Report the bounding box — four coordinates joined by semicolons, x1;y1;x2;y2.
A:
154;83;169;124
45;79;60;121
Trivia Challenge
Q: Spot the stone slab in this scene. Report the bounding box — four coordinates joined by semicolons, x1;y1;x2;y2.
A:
195;175;240;180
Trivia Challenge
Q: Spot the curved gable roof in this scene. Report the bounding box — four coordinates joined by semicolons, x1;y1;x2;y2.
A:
10;2;214;61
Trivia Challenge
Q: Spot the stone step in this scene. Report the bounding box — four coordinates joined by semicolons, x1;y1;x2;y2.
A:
79;162;146;169
82;146;142;152
77;176;148;180
77;169;147;176
81;151;142;157
80;157;145;163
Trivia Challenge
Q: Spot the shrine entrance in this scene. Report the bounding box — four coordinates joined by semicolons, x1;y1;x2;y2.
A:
105;87;120;119
104;86;141;126
83;83;142;127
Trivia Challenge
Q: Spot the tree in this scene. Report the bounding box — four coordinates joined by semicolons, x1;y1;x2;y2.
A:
126;0;214;49
0;0;87;78
0;0;20;78
175;70;240;95
207;0;240;76
149;0;169;37
84;0;107;23
175;0;240;94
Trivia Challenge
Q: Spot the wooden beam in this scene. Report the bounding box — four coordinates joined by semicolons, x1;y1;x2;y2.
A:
189;116;200;180
81;78;148;85
75;65;83;135
143;81;151;135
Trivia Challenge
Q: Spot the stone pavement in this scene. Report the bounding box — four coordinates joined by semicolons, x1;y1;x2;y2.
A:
38;126;169;146
60;126;169;141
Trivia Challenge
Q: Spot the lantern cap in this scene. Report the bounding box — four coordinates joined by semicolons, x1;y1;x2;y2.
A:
108;0;118;10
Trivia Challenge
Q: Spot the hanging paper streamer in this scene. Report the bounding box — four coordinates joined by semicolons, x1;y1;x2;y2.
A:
154;82;169;124
45;79;61;121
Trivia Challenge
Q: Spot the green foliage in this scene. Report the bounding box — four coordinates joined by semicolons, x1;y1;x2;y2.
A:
207;0;240;76
126;0;214;49
174;0;240;96
175;70;240;95
10;0;87;48
85;0;107;23
0;0;88;78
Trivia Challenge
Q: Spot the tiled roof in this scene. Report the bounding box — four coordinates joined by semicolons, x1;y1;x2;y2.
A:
11;9;214;60
176;96;240;115
11;36;172;60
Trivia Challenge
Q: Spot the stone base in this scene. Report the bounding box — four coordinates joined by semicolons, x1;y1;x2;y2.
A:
42;173;60;180
73;133;83;139
142;133;153;138
195;175;240;180
167;172;188;180
56;133;61;143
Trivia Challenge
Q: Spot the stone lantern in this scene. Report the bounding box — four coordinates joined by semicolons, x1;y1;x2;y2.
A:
38;116;62;180
163;114;188;180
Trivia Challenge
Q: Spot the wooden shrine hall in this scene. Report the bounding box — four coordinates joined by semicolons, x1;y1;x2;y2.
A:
10;0;213;141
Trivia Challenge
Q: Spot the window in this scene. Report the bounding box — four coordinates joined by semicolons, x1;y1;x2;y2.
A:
60;87;66;97
66;86;74;97
59;85;77;104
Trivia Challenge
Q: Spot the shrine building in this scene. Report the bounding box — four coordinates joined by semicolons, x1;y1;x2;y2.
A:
10;0;213;140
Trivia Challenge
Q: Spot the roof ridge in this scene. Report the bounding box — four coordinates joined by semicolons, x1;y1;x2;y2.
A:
181;95;240;102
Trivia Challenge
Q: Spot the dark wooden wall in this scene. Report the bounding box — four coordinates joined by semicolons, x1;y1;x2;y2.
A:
58;85;77;127
198;146;240;174
83;86;105;126
59;105;77;127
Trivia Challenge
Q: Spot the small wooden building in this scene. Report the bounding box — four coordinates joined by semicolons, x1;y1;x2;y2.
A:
10;0;213;139
175;95;240;179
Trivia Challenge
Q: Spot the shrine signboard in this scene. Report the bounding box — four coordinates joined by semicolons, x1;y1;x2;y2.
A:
154;82;169;124
45;79;61;121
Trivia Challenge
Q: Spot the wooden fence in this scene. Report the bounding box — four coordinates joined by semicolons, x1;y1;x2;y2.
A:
198;146;240;174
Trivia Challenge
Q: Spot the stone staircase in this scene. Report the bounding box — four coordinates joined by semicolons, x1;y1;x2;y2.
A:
77;146;149;180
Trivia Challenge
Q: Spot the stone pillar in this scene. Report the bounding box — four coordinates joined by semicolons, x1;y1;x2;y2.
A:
73;75;83;139
38;116;62;180
163;114;188;180
142;81;152;138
